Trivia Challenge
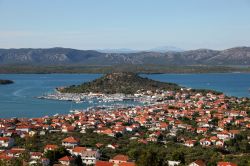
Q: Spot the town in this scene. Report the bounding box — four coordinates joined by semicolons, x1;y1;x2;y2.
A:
0;88;249;166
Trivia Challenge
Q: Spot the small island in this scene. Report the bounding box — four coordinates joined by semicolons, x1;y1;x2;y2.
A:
59;72;181;94
0;79;14;85
58;72;221;95
37;72;222;104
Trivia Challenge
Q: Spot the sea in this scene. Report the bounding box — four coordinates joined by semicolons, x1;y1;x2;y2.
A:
0;73;249;118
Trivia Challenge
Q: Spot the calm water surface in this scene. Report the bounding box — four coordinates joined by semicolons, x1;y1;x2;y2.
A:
0;73;249;118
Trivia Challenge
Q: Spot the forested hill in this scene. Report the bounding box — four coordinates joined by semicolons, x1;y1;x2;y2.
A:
59;72;181;94
0;47;250;66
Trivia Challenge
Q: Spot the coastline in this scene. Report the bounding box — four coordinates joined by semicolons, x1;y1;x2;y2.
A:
0;73;249;118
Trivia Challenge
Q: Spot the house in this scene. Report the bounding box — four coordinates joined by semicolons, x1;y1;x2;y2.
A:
184;140;196;147
110;154;129;164
96;143;104;148
189;160;206;166
0;137;14;148
30;152;43;160
58;156;75;166
217;131;230;141
44;144;58;152
106;144;119;150
29;157;50;166
0;153;13;163
199;138;211;147
71;146;87;156
16;125;31;133
62;136;80;148
159;122;169;131
62;125;75;133
215;140;224;147
217;161;237;166
197;128;208;134
168;160;181;166
80;149;100;165
6;148;25;158
210;136;219;143
100;128;115;137
228;130;239;139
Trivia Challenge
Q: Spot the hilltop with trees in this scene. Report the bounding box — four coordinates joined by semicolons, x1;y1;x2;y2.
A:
59;72;181;94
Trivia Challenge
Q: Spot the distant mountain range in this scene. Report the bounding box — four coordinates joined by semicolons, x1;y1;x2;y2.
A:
0;47;250;66
97;46;184;53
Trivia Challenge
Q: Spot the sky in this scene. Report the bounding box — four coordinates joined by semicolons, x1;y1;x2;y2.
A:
0;0;250;50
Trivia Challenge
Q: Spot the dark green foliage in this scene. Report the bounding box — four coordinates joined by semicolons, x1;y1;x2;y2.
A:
60;72;181;94
44;147;70;165
172;151;185;164
1;64;250;74
136;147;166;166
12;129;250;166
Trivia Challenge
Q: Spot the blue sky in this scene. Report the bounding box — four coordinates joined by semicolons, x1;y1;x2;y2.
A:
0;0;250;50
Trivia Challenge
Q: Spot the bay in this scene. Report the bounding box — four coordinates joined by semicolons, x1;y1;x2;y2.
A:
0;73;249;118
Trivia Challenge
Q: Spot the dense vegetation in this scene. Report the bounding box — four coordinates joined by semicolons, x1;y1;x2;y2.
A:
0;64;250;74
0;79;13;85
11;128;250;166
60;72;181;94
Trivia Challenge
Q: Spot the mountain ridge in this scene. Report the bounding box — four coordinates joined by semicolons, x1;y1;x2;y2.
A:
0;47;250;66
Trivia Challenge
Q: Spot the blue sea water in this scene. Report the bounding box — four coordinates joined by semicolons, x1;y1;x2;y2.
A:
0;73;249;118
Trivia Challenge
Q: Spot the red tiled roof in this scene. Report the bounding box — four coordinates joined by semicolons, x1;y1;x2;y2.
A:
112;154;129;162
59;155;74;161
72;146;87;153
45;144;58;150
96;161;113;166
192;160;206;166
0;137;11;141
119;162;136;166
62;136;80;143
0;154;12;160
217;162;237;166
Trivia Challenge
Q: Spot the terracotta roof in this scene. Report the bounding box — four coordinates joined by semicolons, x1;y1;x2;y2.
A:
45;144;58;150
62;136;80;143
217;162;237;166
58;155;75;161
96;161;113;166
72;146;87;153
0;154;12;160
0;137;11;141
118;162;136;166
112;154;129;162
96;143;104;148
192;160;206;166
30;152;43;156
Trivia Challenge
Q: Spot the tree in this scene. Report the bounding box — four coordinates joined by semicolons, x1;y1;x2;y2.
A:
44;147;70;164
136;146;166;166
172;151;185;164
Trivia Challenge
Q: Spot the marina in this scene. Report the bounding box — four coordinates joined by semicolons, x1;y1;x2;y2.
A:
0;73;249;118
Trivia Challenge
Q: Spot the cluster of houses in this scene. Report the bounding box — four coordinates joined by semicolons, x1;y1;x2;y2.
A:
0;90;248;166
